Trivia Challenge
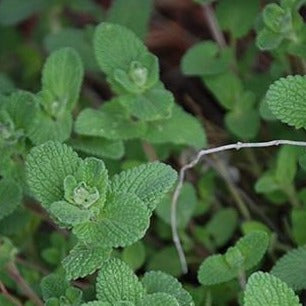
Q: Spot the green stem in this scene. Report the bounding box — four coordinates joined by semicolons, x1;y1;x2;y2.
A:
214;156;251;220
238;269;247;290
205;289;212;306
283;184;300;208
244;148;262;177
142;141;158;161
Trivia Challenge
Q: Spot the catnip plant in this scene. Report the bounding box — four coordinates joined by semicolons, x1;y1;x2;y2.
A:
0;0;306;305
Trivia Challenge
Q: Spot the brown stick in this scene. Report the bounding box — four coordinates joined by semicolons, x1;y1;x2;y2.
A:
6;263;43;306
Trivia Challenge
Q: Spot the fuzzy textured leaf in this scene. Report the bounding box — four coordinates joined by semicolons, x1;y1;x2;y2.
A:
138;293;179;306
27;108;73;145
271;246;306;290
118;86;174;121
266;75;306;129
62;243;111;280
142;271;194;306
69;136;124;160
94;23;147;76
26;141;81;208
42;48;84;112
75;100;147;141
244;272;301;306
96;258;145;304
73;192;150;247
144;105;206;149
0;179;22;220
198;231;269;285
111;162;177;211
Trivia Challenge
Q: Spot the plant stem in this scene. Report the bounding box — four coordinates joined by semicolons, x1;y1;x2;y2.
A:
202;4;226;48
238;269;247;290
142;141;158;161
283;184;300;208
244;148;262;177
6;263;44;306
171;139;306;273
213;156;251;220
0;281;22;306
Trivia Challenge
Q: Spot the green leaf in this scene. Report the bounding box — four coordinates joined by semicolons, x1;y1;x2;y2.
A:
44;28;98;71
0;237;17;269
26;141;81;209
82;302;111;306
271;246;306;290
50;201;93;225
118;86;174;121
144;105;206;149
0;178;22;220
82;302;112;306
74;157;109;209
255;171;280;194
225;108;260;140
62;243;111;280
198;231;269;285
122;241;146;271
244;272;301;306
42;48;84;115
0;0;45;25
40;273;69;301
275;146;298;186
0;73;15;95
5;90;38;132
75;100;147;140
138;293;179;306
256;28;283;50
142;271;194;306
181;42;230;76
94;23;159;94
107;0;153;39
203;72;243;110
27;108;73;145
111;162;177;211
94;22;148;75
96;258;145;303
69;136;124;160
205;208;238;248
155;183;197;229
266;75;306;129
262;4;292;33
216;0;260;38
291;208;306;245
73;192;150;247
147;247;182;277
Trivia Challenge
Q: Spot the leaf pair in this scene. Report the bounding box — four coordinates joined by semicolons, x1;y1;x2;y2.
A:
198;231;269;286
82;258;193;306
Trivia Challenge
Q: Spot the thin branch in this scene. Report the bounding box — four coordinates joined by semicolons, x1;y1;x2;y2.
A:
142;141;158;161
0;281;22;306
171;140;306;273
6;263;44;306
202;4;226;49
